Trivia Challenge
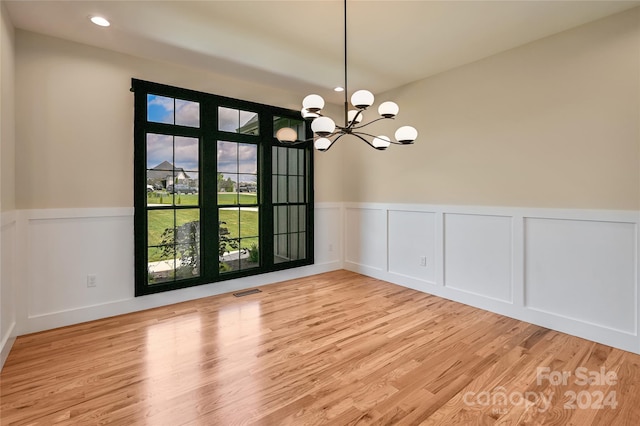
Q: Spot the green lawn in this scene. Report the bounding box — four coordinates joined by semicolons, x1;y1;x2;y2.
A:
147;207;259;262
218;193;258;205
146;192;257;206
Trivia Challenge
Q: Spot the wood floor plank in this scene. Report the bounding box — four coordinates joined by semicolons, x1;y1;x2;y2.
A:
2;270;640;425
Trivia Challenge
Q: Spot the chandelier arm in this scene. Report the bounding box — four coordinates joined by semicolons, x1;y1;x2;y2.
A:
318;133;346;152
344;109;365;130
350;116;393;130
351;131;403;145
351;132;378;149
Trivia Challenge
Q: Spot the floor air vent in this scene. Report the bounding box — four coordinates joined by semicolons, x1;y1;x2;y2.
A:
233;289;262;297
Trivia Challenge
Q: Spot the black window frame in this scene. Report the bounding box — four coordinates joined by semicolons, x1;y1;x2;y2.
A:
133;79;314;296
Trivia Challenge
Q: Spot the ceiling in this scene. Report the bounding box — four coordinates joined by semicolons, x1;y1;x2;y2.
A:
5;0;640;98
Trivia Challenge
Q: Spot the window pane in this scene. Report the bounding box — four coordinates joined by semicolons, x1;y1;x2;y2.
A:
147;95;174;125
289;205;299;232
238;176;257;194
298;176;305;203
174;137;198;173
241;238;260;270
272;177;278;205
288;150;298;175
298;232;306;259
218;107;239;132
175;99;200;128
298;150;305;174
274;234;288;264
277;176;287;203
240;209;259;238
217;141;238;173
219;107;259;135
238;177;257;205
176;244;199;279
238;144;257;173
161;209;201;280
288;177;298;203
146;133;174;204
146;133;173;171
175;210;200;241
148;246;175;285
278;147;287;174
147;186;172;206
298;205;306;233
272;146;279;175
290;233;299;260
148;210;174;248
239;110;259;135
218;175;237;205
174;136;199;206
275;206;286;234
219;208;240;273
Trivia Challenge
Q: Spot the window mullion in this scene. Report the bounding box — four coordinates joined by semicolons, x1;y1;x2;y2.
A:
202;97;218;280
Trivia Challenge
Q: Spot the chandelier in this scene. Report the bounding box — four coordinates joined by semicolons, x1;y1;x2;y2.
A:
276;0;418;151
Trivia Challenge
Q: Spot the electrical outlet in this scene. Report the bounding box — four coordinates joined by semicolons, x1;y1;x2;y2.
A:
419;256;427;267
87;274;97;288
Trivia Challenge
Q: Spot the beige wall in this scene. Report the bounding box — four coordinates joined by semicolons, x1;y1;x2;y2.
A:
342;8;640;210
14;7;640;210
1;2;15;212
15;31;343;209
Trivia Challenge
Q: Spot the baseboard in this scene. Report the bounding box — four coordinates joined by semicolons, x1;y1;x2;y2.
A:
21;261;343;334
0;321;16;370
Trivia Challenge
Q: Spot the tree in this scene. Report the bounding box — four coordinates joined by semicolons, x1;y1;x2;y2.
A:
217;173;235;193
159;221;200;278
159;220;243;274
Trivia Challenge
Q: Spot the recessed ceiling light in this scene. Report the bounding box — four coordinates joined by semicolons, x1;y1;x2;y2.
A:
90;16;110;27
334;86;344;92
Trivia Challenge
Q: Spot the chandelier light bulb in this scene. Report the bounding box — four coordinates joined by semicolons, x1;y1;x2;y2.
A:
314;138;332;151
347;110;363;125
302;94;325;113
373;135;391;150
395;126;418;144
311;116;336;137
378;101;399;118
351;90;375;109
276;127;298;143
301;108;319;119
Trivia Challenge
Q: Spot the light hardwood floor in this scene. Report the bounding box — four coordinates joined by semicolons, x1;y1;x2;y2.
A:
1;270;639;425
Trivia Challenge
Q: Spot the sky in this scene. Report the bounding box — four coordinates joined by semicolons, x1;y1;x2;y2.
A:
146;95;258;183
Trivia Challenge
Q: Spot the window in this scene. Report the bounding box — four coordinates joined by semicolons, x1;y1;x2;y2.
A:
133;79;313;296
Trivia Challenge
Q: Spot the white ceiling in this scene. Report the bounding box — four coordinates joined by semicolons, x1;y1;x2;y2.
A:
5;0;640;98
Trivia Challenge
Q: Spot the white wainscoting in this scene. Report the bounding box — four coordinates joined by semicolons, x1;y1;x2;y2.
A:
344;203;640;354
345;208;387;271
388;210;437;285
5;202;639;360
1;210;17;369
10;204;343;336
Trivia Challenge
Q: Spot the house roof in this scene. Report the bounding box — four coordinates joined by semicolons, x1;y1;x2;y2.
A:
147;161;190;180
